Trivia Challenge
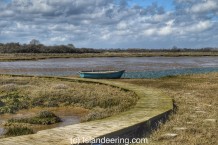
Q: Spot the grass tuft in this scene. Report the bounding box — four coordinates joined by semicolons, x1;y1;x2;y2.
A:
8;111;61;125
5;127;34;136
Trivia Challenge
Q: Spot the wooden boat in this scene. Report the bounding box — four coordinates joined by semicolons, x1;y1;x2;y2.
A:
79;70;125;79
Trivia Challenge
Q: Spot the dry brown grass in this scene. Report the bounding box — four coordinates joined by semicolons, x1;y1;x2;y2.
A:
0;75;138;121
120;73;218;145
0;75;139;137
1;52;218;61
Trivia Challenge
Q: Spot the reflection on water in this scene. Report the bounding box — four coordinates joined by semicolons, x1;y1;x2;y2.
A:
0;127;4;137
0;57;218;76
0;117;5;137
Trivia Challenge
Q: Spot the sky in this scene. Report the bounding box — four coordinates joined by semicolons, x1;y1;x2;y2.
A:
0;0;218;48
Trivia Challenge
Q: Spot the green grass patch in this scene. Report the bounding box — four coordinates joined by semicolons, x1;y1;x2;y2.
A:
0;93;29;114
5;127;34;137
8;111;61;125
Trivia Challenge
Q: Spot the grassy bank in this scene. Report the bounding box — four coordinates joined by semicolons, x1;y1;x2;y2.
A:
0;75;138;120
120;73;217;145
4;111;60;136
0;75;138;137
1;52;218;61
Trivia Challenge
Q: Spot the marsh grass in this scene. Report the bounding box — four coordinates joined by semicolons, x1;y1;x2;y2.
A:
0;75;138;121
7;111;61;125
4;126;34;137
0;93;29;114
0;75;138;137
121;73;218;145
0;52;218;61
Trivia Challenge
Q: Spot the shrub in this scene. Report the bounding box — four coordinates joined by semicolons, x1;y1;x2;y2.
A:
5;127;34;136
0;93;29;114
38;111;58;118
8;111;62;125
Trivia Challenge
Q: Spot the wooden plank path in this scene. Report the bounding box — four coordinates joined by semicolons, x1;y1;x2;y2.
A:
0;77;173;145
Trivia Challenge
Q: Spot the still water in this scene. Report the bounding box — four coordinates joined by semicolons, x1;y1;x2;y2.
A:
0;57;218;77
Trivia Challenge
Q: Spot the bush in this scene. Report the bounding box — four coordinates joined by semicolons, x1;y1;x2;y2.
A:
38;111;58;118
0;106;17;114
8;111;62;125
5;127;34;136
0;93;29;114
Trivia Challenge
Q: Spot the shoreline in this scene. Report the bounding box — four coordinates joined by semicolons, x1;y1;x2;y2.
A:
1;52;218;62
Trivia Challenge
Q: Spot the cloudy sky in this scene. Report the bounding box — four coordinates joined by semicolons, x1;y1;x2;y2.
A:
0;0;218;48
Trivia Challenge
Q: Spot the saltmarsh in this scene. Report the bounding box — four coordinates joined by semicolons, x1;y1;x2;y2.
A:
1;52;218;61
121;73;217;145
0;75;138;137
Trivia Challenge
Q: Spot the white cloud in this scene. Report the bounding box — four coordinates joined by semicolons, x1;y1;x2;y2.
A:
144;25;173;36
159;25;173;35
185;21;213;32
117;21;128;30
152;13;169;22
144;28;156;36
11;0;54;14
0;10;14;17
189;0;218;13
166;19;175;26
50;36;67;42
101;34;111;40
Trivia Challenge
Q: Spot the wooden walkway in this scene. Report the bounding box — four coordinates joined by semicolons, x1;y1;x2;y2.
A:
0;77;173;145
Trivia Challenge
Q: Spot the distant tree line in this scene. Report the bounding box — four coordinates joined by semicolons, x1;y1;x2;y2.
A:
0;42;101;53
0;42;217;53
